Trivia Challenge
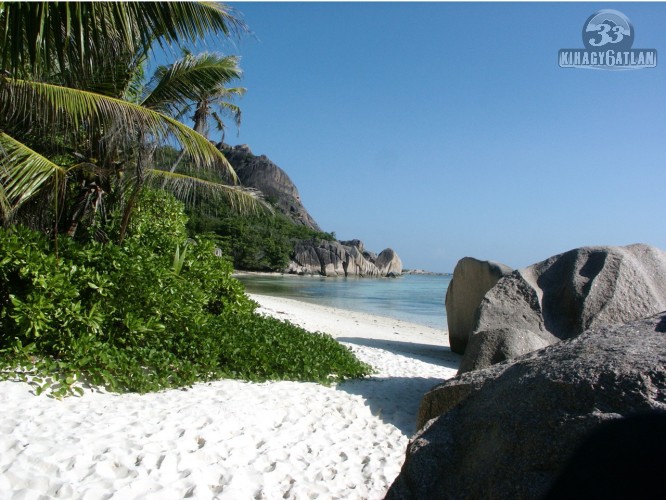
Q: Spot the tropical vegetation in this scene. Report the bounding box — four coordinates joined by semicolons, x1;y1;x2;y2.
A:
0;2;262;237
188;194;335;271
0;191;371;396
0;2;371;395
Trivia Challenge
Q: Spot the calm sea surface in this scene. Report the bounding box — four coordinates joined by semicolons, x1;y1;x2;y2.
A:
236;273;452;330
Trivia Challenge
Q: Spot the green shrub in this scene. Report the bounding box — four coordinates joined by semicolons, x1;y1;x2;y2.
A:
216;312;371;383
126;189;189;253
0;197;371;396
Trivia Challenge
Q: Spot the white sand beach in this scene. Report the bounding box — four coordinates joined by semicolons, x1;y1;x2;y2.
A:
0;294;460;500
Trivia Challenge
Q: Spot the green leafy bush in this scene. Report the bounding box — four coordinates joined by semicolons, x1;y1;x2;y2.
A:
216;313;371;383
126;188;189;253
0;191;371;396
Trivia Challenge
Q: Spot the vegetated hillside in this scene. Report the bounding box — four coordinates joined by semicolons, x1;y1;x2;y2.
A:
188;143;401;275
189;206;335;272
186;143;331;272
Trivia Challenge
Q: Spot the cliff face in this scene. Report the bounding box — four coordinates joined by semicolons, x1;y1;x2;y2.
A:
220;143;321;231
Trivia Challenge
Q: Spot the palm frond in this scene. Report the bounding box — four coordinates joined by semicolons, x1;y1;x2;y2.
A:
0;131;66;219
143;52;242;115
147;168;271;215
0;2;246;78
136;2;246;47
213;100;244;129
0;77;238;182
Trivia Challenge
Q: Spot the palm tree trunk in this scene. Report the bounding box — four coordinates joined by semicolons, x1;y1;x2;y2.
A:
161;99;209;188
118;133;153;243
118;183;141;244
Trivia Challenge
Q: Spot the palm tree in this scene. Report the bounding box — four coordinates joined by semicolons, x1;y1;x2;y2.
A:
141;51;247;179
114;51;255;241
143;51;246;139
0;2;263;237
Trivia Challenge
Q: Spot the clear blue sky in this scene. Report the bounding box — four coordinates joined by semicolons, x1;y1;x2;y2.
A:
202;2;666;273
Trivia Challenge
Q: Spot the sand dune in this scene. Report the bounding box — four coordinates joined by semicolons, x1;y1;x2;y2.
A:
1;294;460;499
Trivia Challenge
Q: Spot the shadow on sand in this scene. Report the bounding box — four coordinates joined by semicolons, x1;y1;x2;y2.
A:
337;336;461;368
337;376;447;436
334;340;461;436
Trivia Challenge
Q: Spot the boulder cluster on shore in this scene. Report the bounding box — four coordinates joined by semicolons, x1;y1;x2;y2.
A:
286;239;403;277
388;243;666;499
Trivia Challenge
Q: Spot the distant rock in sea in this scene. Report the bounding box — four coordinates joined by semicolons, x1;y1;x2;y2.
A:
401;269;450;276
375;248;402;278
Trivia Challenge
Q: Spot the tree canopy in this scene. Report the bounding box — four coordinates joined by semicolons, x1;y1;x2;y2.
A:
0;1;264;238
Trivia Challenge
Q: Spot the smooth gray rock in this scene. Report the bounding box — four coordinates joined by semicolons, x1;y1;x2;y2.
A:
445;257;512;354
387;312;666;500
288;240;349;277
375;248;403;277
460;244;666;373
339;239;364;252
544;413;666;499
458;327;552;373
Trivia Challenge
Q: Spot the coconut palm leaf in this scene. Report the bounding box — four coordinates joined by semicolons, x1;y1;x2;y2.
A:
212;97;245;130
0;78;238;182
0;131;66;219
147;168;270;215
143;53;243;116
0;2;245;79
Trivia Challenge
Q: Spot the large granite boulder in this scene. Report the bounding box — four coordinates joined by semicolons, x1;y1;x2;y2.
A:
460;244;666;373
457;326;552;373
375;248;403;277
545;412;666;499
387;312;666;500
445;257;512;354
287;239;401;277
220;144;321;231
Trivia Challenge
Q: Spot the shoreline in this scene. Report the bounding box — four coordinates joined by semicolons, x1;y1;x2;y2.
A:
233;269;451;278
236;272;451;331
1;294;460;499
249;293;452;360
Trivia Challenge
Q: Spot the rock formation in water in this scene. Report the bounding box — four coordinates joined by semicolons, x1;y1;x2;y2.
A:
286;239;402;277
220;143;321;231
386;312;666;500
375;248;403;278
450;244;666;373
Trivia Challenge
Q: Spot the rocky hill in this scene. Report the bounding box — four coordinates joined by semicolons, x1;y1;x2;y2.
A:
220;143;402;276
220;143;321;231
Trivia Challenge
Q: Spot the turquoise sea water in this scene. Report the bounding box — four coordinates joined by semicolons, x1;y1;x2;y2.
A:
237;274;452;330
